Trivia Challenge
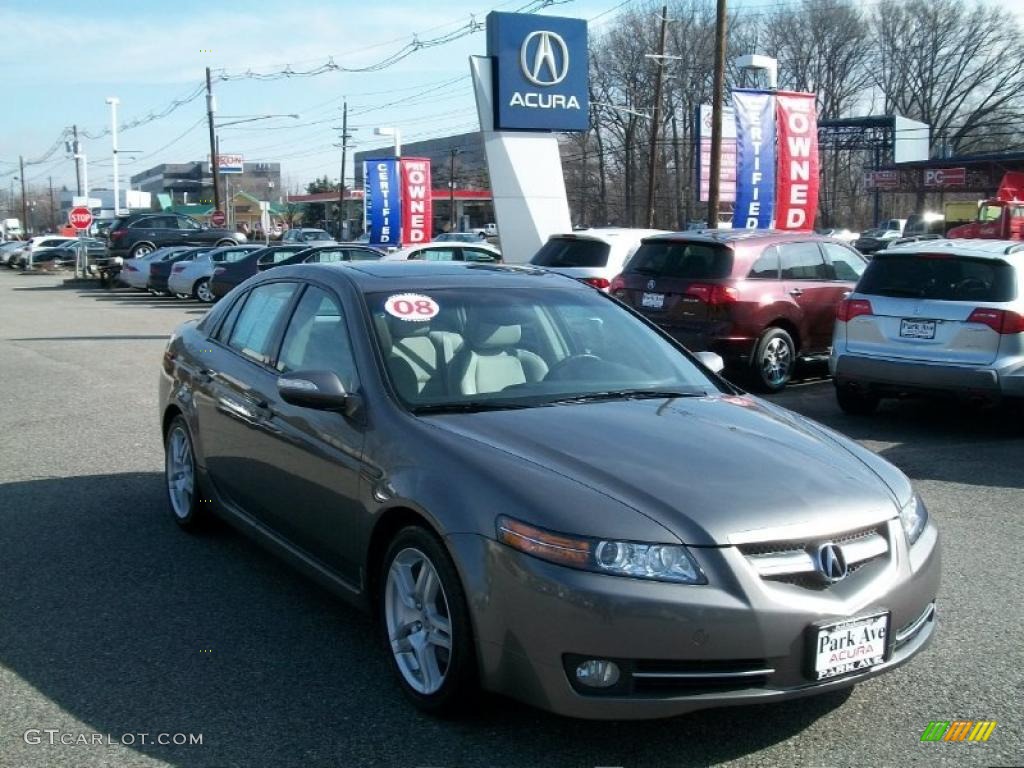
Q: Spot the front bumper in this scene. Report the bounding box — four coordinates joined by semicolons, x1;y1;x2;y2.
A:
446;520;939;720
833;352;1024;399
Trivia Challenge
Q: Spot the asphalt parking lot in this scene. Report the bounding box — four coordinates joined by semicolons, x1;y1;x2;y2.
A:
1;270;1021;768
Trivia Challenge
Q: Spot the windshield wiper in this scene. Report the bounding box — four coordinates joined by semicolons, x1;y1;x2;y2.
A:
411;401;538;414
546;389;707;405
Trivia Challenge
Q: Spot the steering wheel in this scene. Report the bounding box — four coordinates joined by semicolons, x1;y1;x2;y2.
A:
543;354;605;381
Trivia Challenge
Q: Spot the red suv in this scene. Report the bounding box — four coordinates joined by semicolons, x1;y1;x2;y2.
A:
612;230;867;391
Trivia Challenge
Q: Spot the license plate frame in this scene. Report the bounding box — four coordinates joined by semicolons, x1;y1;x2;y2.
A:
641;292;665;309
807;610;891;681
900;318;937;339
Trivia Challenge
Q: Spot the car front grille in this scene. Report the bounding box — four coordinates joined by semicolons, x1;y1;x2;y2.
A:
738;523;891;589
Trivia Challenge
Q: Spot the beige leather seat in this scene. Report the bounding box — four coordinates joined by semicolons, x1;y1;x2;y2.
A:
448;319;548;395
378;315;464;400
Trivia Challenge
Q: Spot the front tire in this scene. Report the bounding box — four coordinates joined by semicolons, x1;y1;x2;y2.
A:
380;526;476;716
750;327;796;392
130;243;155;258
164;415;205;530
836;385;880;415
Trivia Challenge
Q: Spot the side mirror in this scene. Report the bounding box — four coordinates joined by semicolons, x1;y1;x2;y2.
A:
277;370;359;414
694;350;725;374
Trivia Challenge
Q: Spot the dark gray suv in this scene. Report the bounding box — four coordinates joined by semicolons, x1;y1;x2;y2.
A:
107;213;245;258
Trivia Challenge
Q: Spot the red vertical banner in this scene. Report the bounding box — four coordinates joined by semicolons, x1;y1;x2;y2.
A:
400;157;432;246
775;92;819;231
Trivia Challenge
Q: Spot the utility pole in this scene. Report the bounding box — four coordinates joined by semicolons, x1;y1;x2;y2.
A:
646;5;669;229
19;156;27;234
336;100;351;240
449;148;461;232
72;125;82;196
707;0;728;229
49;176;56;231
107;97;121;215
206;67;221;213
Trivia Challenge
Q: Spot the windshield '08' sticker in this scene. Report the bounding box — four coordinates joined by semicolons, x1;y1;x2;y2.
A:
385;293;440;322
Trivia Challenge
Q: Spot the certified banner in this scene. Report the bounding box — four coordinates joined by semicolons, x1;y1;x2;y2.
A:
731;89;776;229
400;158;433;246
365;158;402;247
775;92;819;231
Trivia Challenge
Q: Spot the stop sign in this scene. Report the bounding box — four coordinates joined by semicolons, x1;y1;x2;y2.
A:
69;207;93;230
211;210;226;227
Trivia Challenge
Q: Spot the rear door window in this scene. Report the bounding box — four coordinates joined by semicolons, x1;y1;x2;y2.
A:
626;241;734;279
226;282;298;364
780;242;830;280
461;248;499;263
857;254;1017;302
530;238;611;268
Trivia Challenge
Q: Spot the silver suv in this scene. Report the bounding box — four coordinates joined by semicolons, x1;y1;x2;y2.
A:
830;239;1024;414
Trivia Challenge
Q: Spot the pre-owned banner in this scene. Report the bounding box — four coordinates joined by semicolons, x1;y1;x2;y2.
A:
365;158;402;247
400;158;432;245
731;89;776;229
775;91;819;231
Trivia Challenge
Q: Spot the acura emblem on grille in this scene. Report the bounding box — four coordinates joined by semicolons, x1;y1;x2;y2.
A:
646;279;656;290
815;543;848;582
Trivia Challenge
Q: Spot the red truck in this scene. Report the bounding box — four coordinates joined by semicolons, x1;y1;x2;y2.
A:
946;172;1024;239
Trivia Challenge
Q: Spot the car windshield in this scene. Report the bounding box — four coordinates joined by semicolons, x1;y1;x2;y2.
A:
303;230;330;241
857;253;1017;301
367;286;722;412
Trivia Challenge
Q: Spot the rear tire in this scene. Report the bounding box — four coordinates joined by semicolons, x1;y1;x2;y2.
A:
194;278;214;303
750;327;796;393
836;385;880;415
379;526;477;717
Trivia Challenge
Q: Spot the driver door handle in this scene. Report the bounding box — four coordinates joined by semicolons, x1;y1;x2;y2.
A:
788;288;804;297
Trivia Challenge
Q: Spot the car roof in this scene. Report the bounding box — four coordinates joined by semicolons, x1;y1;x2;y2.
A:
879;238;1024;259
392;241;500;255
550;228;669;244
263;260;583;293
643;229;841;246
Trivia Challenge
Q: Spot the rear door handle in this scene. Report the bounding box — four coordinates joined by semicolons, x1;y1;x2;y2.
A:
788;288;804;297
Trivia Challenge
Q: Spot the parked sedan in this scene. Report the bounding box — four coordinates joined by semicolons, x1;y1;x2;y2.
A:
382;242;501;263
433;232;487;243
31;238;108;268
148;248;210;296
160;261;939;720
256;244;384;273
280;228;336;245
832;238;1024;415
612;230;867;391
853;228;901;255
0;241;25;265
119;247;193;290
167;245;264;302
209;245;312;299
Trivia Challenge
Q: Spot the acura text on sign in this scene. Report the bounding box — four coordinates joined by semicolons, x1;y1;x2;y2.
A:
486;11;589;132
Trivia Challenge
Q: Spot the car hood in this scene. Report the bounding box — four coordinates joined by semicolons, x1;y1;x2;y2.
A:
425;395;902;546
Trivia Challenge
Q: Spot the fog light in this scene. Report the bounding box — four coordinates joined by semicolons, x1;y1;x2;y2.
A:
575;659;620;688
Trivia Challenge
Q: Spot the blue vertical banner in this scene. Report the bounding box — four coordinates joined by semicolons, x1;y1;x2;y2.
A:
732;89;776;229
365;158;402;247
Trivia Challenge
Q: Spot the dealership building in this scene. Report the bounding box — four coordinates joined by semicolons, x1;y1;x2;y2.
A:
129;161;282;206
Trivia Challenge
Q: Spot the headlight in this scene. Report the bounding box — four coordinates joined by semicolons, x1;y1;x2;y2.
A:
900;494;928;545
496;516;706;584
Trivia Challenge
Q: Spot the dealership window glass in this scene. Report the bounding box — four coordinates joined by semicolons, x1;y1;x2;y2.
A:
822;243;866;281
626;242;734;279
277;286;357;389
780;242;830;280
747;247;780;279
226;282;297;364
530;238;611;268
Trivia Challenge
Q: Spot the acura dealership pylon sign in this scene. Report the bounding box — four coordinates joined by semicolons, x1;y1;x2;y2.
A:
486;11;589;131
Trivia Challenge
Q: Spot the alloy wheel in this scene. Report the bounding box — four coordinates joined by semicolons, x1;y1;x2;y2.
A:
761;336;793;387
196;279;214;303
132;244;153;258
165;425;194;520
384;547;453;695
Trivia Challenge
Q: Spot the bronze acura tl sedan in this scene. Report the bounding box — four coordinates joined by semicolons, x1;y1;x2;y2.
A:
159;261;939;720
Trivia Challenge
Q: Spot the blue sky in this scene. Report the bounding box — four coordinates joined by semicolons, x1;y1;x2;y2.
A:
0;0;623;195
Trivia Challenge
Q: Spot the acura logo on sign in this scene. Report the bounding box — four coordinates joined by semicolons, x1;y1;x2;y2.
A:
520;30;570;86
815;543;848;582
